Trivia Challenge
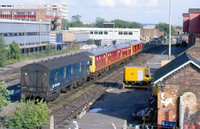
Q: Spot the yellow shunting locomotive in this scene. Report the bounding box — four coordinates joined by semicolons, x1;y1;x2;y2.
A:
123;66;151;89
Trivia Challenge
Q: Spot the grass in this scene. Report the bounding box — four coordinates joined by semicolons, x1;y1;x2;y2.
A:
4;46;81;65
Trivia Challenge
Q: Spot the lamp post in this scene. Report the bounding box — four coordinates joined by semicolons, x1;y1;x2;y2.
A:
168;0;171;60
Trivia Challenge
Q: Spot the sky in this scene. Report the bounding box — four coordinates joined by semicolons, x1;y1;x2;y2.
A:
1;0;200;25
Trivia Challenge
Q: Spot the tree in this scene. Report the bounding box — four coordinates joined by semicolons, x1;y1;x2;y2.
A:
155;22;176;36
0;36;8;66
4;98;50;129
129;22;143;28
9;41;21;61
88;39;94;45
61;18;70;30
0;81;12;112
45;44;51;55
95;17;105;28
71;15;82;22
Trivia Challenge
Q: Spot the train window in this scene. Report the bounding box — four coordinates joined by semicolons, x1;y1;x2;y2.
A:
103;55;105;58
129;32;132;35
99;57;101;64
71;66;73;74
96;57;98;65
79;63;81;72
104;31;108;35
55;72;57;81
63;68;66;78
124;31;128;35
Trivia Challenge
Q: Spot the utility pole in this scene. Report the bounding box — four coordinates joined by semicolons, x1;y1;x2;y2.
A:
168;0;172;60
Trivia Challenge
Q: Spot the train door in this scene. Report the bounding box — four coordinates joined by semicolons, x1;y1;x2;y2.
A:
22;70;48;93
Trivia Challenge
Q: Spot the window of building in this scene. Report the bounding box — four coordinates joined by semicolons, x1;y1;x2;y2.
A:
99;31;103;35
94;31;98;34
2;5;6;7
129;32;133;35
63;67;66;78
124;31;128;35
119;31;123;35
104;31;108;35
90;31;93;34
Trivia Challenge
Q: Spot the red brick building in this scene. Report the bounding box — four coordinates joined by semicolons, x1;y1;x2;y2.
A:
154;53;200;128
183;8;200;45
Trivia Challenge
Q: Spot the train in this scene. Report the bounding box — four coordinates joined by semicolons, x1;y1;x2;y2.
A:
21;41;142;101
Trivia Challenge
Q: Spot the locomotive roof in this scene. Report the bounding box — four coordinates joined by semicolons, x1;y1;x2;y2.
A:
81;41;141;56
22;53;90;70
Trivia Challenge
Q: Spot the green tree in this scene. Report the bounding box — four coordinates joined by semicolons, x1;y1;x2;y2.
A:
9;41;21;61
129;22;143;28
61;18;70;30
111;19;127;28
71;15;82;21
88;39;94;45
156;22;176;36
4;98;50;129
0;36;8;66
0;81;12;112
45;44;51;55
95;17;105;28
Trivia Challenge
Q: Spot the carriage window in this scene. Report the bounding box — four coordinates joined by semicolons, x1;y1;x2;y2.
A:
63;68;66;78
55;72;57;81
99;57;101;64
79;63;81;72
71;66;73;74
96;57;98;65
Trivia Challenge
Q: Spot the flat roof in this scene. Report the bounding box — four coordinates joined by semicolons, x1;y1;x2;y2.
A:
0;19;50;24
69;27;140;31
182;13;190;16
189;8;200;12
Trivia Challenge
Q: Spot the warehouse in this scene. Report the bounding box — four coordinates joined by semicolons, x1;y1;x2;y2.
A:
0;19;50;54
68;27;140;46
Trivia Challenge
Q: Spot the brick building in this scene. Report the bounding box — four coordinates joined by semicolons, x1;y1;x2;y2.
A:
0;4;62;30
140;28;164;38
183;8;200;45
154;53;200;128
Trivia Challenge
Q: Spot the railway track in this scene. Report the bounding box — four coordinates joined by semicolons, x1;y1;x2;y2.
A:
48;45;168;128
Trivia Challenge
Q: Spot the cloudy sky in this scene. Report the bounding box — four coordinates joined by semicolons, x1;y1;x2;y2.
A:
1;0;200;25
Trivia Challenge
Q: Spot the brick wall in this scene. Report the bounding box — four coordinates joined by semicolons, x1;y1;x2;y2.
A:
157;65;200;127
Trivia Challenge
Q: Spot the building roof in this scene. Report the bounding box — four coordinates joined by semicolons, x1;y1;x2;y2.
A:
189;8;200;12
0;19;50;24
154;52;200;84
22;53;90;71
81;41;140;56
182;13;190;16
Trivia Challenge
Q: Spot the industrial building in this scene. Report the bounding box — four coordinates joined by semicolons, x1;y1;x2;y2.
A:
50;30;89;50
69;27;140;46
0;19;50;54
0;4;63;31
140;28;164;39
183;8;200;45
152;8;200;128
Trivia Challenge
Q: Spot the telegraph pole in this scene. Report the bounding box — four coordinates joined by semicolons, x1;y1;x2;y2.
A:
168;0;172;60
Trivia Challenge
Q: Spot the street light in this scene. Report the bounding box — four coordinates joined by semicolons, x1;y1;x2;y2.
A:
168;0;171;60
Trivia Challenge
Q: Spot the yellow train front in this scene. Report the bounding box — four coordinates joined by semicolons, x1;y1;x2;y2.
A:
123;66;151;89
